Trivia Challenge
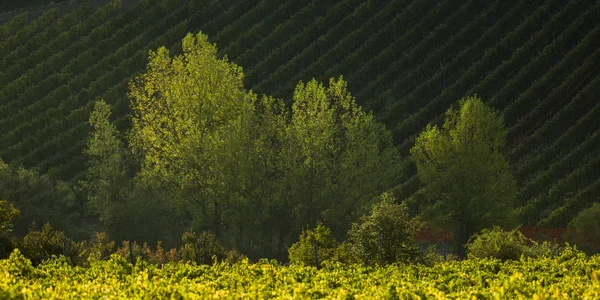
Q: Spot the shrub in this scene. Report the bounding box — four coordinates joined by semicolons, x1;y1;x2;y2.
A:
87;232;115;261
224;250;247;265
347;193;421;266
467;227;532;261
288;223;337;267
179;231;225;265
17;223;78;265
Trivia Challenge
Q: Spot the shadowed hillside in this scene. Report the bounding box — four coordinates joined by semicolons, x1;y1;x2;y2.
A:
0;0;598;229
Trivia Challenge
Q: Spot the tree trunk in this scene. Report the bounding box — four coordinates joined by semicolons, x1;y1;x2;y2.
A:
455;223;468;258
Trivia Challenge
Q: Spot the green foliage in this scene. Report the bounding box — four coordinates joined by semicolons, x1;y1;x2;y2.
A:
127;32;399;258
0;160;83;238
332;242;361;265
178;231;225;265
87;232;115;261
0;248;599;298
84;100;130;232
0;199;18;236
288;223;337;267
0;199;18;258
0;0;598;238
16;223;77;266
128;32;253;239
285;77;400;238
347;193;420;266
411;96;518;256
467;226;532;261
467;226;566;261
84;101;181;246
566;203;600;254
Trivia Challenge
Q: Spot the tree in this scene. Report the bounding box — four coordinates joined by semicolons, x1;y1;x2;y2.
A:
0;199;19;258
127;32;400;258
0;199;18;236
128;32;254;238
347;193;420;265
84;100;130;240
284;77;400;239
410;96;517;257
84;100;182;246
288;223;337;267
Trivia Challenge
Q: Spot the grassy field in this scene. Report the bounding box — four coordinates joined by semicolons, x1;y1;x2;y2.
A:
1;248;599;299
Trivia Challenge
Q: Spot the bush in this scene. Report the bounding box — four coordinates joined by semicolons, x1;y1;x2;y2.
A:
467;227;532;261
179;231;225;265
17;223;79;265
224;249;247;265
87;232;115;261
288;223;337;267
348;193;421;266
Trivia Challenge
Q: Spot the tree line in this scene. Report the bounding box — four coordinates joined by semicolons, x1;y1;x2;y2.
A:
0;31;598;263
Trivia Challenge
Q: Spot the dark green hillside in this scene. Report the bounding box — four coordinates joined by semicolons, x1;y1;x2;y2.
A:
0;0;598;229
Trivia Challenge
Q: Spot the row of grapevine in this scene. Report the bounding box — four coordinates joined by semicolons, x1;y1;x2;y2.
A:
509;41;600;175
317;0;439;97
256;0;387;97
361;0;509;122
348;0;498;101
517;76;600;198
496;2;599;128
16;0;224;179
234;0;327;75
0;0;124;106
462;0;567;103
0;9;58;57
392;0;585;154
220;0;306;60
245;0;361;89
271;0;400;98
10;3;189;168
0;8;69;73
363;0;534;114
388;0;525;153
0;12;27;41
0;0;159;153
263;0;447;99
1;248;599;298
210;0;273;49
540;177;600;227
245;0;338;92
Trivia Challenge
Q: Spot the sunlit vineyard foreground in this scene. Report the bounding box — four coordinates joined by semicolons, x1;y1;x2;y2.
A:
1;248;599;299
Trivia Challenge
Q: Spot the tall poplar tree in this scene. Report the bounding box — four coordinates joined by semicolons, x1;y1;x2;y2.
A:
411;96;517;257
285;77;401;239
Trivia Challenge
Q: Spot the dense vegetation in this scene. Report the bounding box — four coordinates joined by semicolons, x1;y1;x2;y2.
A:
1;246;599;298
0;0;599;267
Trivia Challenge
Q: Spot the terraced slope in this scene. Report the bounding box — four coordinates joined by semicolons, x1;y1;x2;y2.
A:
0;0;598;228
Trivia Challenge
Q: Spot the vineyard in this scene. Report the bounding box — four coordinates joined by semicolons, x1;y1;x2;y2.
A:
1;248;599;298
0;0;599;229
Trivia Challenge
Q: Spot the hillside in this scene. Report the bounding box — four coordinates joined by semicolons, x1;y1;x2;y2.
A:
0;0;598;229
